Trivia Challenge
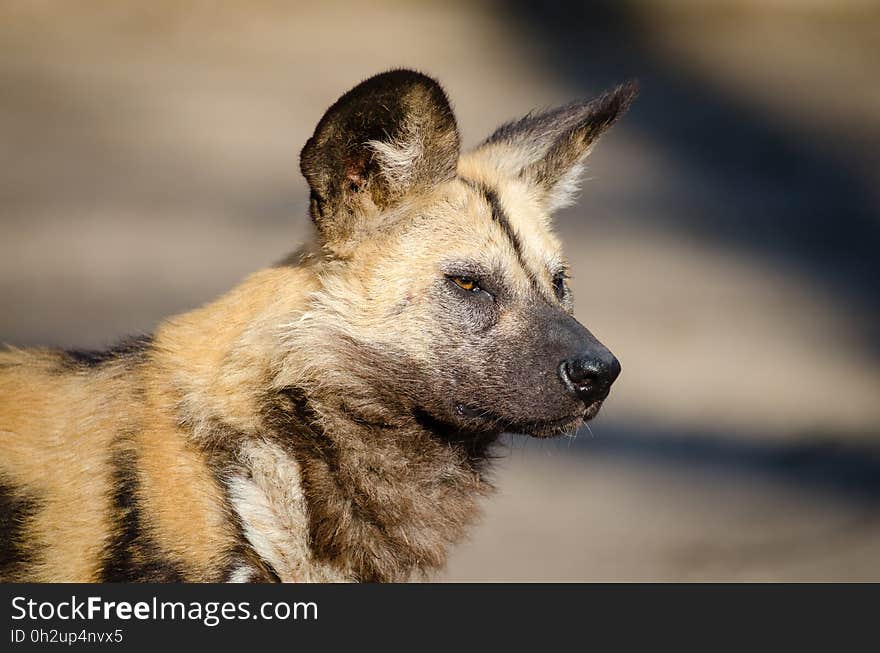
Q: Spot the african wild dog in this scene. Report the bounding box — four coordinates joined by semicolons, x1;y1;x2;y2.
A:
0;70;635;582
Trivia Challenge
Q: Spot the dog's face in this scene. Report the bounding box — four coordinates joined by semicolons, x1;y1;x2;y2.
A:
296;70;635;438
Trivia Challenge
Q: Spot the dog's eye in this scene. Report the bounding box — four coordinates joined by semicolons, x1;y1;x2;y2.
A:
446;274;493;301
552;271;568;299
450;276;478;292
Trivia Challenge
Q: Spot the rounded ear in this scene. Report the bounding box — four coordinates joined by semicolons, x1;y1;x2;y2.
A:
300;69;460;247
471;81;638;212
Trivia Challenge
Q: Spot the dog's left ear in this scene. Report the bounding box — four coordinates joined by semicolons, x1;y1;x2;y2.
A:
471;81;638;212
300;69;460;248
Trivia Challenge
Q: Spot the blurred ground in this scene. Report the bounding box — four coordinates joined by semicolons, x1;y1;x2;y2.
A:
1;1;879;580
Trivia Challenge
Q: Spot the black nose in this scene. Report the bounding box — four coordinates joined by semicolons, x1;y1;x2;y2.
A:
558;353;621;403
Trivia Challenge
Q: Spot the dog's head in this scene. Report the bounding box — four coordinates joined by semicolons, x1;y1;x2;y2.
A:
293;69;635;438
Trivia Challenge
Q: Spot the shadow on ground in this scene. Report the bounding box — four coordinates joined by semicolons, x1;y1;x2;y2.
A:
560;421;880;504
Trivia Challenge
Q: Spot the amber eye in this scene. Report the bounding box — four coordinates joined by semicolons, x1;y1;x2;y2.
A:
450;276;477;292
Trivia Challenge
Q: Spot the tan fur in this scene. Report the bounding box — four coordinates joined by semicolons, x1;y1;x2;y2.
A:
1;353;118;581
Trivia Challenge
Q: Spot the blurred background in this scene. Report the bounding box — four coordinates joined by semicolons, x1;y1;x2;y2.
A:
2;0;879;580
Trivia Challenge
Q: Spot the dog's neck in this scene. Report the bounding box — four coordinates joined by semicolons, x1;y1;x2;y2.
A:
248;386;495;581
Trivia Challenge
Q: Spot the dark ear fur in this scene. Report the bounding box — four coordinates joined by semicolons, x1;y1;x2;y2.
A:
480;81;638;211
300;69;460;246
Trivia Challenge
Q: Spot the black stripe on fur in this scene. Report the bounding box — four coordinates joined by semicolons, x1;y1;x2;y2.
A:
0;478;41;581
63;334;154;369
99;445;185;582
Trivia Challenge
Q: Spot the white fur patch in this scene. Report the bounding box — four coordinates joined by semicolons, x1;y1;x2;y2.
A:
545;159;588;212
226;563;256;583
366;115;424;188
228;439;352;583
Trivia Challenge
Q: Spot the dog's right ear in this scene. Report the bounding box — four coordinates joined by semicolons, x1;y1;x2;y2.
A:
468;82;638;213
300;70;460;250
